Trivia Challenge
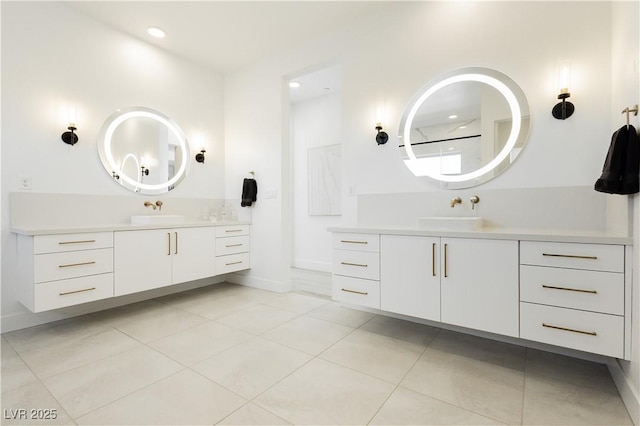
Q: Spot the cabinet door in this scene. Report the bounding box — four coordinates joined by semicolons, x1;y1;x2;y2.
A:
381;235;440;322
441;238;519;337
114;229;172;296
172;227;216;283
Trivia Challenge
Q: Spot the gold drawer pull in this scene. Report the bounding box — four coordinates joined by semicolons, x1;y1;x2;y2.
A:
226;244;243;248
58;261;96;268
341;262;368;268
542;253;598;260
542;284;598;294
542;323;597;336
225;261;243;266
340;240;368;245
58;239;96;245
59;287;96;296
225;229;243;233
341;288;368;296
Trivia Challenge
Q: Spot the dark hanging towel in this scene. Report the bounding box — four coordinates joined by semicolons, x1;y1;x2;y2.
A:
595;125;639;194
241;178;258;207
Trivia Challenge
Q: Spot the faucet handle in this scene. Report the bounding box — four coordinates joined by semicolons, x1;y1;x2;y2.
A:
155;201;163;211
469;195;480;210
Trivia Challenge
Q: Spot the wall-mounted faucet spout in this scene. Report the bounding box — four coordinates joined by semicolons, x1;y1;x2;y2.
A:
450;197;462;208
144;201;157;210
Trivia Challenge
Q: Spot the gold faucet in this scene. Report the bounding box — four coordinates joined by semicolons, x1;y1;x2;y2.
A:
144;201;156;210
450;197;462;208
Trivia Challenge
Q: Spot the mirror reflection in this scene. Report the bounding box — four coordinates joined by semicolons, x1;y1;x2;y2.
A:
399;68;530;188
97;107;190;194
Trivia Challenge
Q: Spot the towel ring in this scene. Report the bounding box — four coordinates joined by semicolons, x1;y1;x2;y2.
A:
622;105;638;126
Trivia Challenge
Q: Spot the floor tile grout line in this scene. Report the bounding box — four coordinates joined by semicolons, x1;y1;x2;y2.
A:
363;327;439;425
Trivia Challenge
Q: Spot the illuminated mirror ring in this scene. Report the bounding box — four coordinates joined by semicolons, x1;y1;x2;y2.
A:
97;107;191;194
399;67;530;188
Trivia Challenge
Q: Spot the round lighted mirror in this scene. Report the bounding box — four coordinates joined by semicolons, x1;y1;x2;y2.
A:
97;107;191;194
398;67;530;188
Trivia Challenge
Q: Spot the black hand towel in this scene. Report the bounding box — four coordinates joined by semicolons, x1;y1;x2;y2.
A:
241;178;258;207
595;125;639;195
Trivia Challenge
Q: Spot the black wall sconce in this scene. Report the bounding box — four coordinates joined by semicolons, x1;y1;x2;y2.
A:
141;166;149;176
375;123;388;145
552;64;574;120
552;91;575;120
61;124;78;145
195;149;206;163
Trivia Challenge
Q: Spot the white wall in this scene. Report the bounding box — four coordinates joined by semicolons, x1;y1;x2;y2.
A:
610;1;640;423
1;3;225;328
225;1;615;288
291;93;342;272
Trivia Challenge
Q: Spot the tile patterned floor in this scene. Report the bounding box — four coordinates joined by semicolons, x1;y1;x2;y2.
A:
1;283;633;425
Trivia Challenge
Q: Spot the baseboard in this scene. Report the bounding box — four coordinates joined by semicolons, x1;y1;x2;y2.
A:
226;272;291;293
609;360;640;425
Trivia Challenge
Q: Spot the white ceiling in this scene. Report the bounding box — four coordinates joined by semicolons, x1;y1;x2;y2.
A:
68;1;388;74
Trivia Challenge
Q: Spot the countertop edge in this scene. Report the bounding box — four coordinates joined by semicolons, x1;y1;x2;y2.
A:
12;221;252;236
328;226;633;245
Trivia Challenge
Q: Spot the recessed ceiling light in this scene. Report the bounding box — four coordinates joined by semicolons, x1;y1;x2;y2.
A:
147;27;166;38
448;114;458;119
289;81;301;88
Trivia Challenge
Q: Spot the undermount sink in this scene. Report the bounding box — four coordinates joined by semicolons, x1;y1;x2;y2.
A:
417;216;483;231
131;215;185;225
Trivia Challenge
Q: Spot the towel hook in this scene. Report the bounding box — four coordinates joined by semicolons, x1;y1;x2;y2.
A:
622;104;638;126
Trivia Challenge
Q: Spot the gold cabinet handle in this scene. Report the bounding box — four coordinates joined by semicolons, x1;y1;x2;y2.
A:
174;232;178;254
225;261;243;266
340;240;368;245
167;233;171;255
226;244;243;248
432;242;436;277
542;284;598;294
225;229;243;233
341;288;368;296
59;287;96;296
542;253;598;260
58;239;96;245
542;323;597;336
443;243;448;278
340;262;368;268
58;261;96;268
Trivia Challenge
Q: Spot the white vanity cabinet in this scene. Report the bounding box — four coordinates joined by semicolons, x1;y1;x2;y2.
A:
17;232;115;312
440;238;519;337
332;233;381;309
519;241;626;358
114;227;216;296
379;236;518;337
380;235;440;321
215;225;251;274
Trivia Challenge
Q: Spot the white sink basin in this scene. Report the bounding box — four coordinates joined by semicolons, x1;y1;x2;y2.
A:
417;216;483;231
131;215;185;225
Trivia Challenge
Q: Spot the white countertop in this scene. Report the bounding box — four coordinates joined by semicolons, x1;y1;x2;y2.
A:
328;226;633;245
12;220;251;236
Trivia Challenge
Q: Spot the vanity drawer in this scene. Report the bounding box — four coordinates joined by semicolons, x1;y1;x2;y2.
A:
333;250;380;281
520;265;624;315
216;235;250;256
33;273;114;313
216;252;250;274
216;225;250;238
520;302;624;358
34;232;113;254
34;248;114;283
333;275;380;309
333;233;380;252
520;241;624;272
